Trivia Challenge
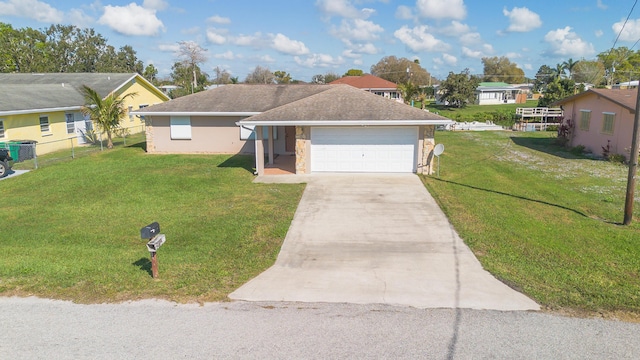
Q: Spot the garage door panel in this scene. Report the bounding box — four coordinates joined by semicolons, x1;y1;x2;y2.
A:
311;127;417;173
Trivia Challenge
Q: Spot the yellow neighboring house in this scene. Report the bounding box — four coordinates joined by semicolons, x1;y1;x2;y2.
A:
0;73;169;156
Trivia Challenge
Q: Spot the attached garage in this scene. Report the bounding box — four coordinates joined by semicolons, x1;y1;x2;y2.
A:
310;126;418;173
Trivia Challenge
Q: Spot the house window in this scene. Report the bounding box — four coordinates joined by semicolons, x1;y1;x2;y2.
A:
390;92;400;99
170;116;192;140
128;105;134;122
66;113;75;134
0;119;4;138
40;115;50;133
138;104;148;121
579;110;591;131
602;112;615;135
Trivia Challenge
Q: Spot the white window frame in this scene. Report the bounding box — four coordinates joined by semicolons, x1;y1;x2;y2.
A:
65;113;75;134
579;110;591;131
0;119;4;138
602;112;615;135
128;105;134;122
170;116;192;140
40;115;50;134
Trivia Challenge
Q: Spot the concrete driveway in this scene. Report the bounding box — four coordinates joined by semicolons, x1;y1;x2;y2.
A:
230;174;539;311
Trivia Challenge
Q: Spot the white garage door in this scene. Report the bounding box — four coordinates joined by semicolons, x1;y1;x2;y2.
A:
311;126;418;173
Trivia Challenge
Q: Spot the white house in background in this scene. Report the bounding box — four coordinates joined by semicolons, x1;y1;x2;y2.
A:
612;80;639;89
435;82;526;106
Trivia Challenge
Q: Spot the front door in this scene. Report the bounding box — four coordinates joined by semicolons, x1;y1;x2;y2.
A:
285;126;295;153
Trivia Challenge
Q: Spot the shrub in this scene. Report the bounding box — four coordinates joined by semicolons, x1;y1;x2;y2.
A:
608;153;626;164
570;145;585;155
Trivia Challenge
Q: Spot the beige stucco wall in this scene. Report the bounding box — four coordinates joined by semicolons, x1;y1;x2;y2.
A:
148;116;287;155
563;93;635;157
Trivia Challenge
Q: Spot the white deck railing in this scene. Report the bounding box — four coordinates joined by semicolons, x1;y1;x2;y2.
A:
515;107;564;118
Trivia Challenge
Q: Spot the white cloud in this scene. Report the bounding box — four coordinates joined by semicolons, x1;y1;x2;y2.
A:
332;19;384;41
206;28;227;45
234;32;265;47
597;0;608;10
294;53;345;68
416;0;466;20
259;55;275;63
442;21;470;36
272;33;310;55
342;49;360;58
395;5;413;20
612;19;640;42
462;46;485;58
459;32;481;45
158;43;180;52
544;26;595;57
595;29;604;37
442;53;457;66
483;43;494;53
316;0;368;19
0;0;63;22
523;63;533;70
503;7;542;32
143;0;168;11
353;59;363;66
68;8;94;28
182;27;200;35
99;3;165;36
343;41;379;55
394;25;450;52
213;51;236;60
207;15;231;24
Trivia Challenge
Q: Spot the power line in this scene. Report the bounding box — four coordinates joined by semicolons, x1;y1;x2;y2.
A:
610;0;638;52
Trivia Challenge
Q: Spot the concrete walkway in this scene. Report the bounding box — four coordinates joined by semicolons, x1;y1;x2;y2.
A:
230;174;539;311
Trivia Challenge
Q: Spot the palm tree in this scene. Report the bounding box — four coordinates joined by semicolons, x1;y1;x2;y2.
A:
397;82;418;105
562;58;580;80
551;63;566;80
81;85;137;149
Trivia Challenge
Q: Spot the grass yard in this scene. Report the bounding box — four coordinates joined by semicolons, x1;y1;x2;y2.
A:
423;100;539;125
0;138;305;303
422;130;640;318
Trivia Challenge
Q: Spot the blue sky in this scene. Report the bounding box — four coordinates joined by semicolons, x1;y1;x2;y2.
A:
0;0;638;82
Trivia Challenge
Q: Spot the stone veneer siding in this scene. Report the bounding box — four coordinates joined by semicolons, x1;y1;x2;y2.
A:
420;125;436;174
145;119;155;153
295;126;307;174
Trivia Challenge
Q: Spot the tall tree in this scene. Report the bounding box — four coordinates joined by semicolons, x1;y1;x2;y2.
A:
245;65;275;84
169;62;208;97
324;71;341;83
562;58;579;79
311;74;325;84
344;69;363;76
177;41;208;93
439;69;480;108
274;70;292;84
481;56;525;83
212;66;231;85
533;65;554;91
143;64;159;83
538;78;575;107
371;56;433;85
572;60;605;85
81;85;137;149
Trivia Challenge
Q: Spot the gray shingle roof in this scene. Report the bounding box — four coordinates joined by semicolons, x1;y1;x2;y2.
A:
243;84;450;122
0;73;139;112
141;84;333;113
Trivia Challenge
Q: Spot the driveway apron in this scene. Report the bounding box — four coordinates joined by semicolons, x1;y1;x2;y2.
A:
230;174;539;311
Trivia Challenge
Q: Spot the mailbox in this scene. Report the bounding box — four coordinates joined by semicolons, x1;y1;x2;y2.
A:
140;222;160;239
146;234;166;253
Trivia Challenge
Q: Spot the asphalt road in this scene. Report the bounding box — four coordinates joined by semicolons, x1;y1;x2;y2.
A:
1;297;639;359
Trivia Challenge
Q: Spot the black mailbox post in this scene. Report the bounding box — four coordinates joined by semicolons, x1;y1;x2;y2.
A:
141;222;164;279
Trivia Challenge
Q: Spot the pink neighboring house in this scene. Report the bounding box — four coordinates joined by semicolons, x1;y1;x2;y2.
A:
553;88;637;159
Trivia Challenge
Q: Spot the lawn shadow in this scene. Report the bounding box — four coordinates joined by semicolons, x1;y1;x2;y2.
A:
133;257;153;277
126;141;147;152
433;177;594;220
509;136;586;160
217;154;255;174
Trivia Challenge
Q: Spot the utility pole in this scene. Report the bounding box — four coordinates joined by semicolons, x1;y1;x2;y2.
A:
623;87;640;225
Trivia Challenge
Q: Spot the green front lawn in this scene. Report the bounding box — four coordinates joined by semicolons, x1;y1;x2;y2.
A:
0;139;304;303
423;131;640;317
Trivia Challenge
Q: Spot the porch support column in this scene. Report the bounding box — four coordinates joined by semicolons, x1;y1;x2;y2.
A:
255;125;265;175
267;126;274;165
